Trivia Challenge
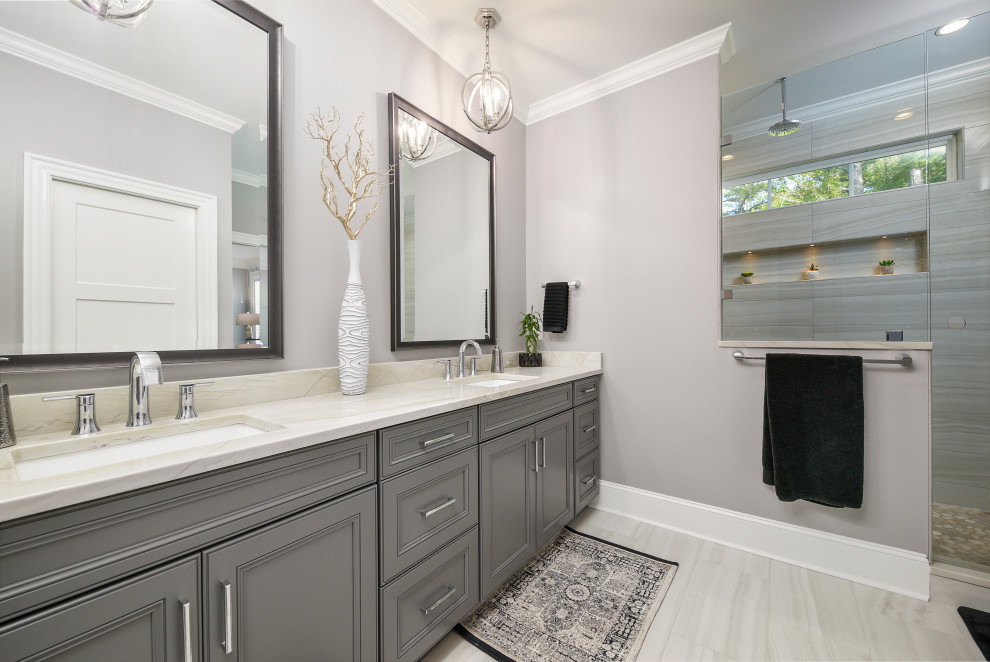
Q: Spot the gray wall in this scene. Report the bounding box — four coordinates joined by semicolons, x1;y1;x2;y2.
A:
525;56;931;554
0;51;233;357
5;0;527;393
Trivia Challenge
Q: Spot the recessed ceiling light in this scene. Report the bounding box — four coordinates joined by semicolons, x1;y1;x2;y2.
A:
881;235;888;239
747;251;753;254
894;111;914;121
722;154;734;161
809;244;815;247
935;18;969;36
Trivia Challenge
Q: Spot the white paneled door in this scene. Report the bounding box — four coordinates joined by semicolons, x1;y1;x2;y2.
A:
49;180;200;353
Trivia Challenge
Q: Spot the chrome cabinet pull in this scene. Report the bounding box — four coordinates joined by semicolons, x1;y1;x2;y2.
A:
420;585;456;615
582;386;597;394
581;475;597;486
221;580;233;655
420;432;456;448
420;497;457;518
533;439;539;473
180;599;193;662
539;437;546;468
582;425;596;433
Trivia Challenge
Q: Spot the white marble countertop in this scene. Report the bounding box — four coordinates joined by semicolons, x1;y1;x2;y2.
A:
0;359;601;523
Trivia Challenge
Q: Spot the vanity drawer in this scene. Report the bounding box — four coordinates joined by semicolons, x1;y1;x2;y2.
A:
478;383;572;440
381;527;478;662
573;401;600;460
0;433;376;622
380;447;478;584
379;407;478;478
575;450;601;514
573;376;600;405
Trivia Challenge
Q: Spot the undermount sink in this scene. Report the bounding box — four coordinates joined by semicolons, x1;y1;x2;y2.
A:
13;415;281;481
468;375;537;388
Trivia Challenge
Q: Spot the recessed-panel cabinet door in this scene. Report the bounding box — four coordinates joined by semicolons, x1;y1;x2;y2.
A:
204;487;377;662
0;557;200;662
479;427;537;599
535;411;574;548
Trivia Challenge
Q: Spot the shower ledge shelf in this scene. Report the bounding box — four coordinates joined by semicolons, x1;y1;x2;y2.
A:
728;272;929;287
718;340;933;350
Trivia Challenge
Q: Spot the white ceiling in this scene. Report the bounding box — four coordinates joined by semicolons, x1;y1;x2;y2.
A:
369;0;990;122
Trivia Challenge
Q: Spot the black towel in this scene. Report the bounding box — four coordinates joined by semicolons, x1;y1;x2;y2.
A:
542;282;569;333
762;353;864;508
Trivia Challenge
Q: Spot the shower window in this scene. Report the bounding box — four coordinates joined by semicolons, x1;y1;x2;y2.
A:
722;135;955;217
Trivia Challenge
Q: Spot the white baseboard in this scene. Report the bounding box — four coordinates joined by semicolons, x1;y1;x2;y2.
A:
592;480;930;600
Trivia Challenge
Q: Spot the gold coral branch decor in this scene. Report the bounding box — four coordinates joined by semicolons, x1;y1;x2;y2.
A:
305;106;394;240
306;106;393;395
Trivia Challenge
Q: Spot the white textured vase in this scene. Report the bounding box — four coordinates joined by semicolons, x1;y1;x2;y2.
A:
338;240;370;395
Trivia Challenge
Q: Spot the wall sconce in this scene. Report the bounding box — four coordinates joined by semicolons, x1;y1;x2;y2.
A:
461;8;513;133
70;0;155;27
235;312;262;348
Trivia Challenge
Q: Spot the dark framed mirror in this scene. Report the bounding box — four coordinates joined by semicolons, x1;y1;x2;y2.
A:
0;0;282;370
388;93;496;350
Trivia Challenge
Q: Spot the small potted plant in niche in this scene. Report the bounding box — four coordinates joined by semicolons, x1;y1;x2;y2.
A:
519;306;542;367
879;259;895;275
741;272;755;284
805;262;820;280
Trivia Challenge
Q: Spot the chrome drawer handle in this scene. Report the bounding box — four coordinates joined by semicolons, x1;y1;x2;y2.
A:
532;439;538;473
180;599;193;662
539;437;546;468
221;580;233;655
420;497;457;518
420;432;456;448
582;386;597;394
582;425;596;433
420;585;456;615
582;475;597;486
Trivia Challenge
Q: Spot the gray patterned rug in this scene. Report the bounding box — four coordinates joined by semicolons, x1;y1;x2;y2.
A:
457;526;678;662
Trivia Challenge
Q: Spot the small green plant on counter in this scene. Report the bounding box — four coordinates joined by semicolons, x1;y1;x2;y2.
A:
879;259;895;266
741;272;754;277
808;263;819;271
519;306;542;354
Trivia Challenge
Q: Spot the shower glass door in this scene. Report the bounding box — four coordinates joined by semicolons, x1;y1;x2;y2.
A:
928;11;990;571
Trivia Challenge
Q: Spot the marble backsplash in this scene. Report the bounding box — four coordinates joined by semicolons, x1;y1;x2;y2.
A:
8;351;601;440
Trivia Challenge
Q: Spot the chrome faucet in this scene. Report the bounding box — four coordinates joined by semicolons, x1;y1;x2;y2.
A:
127;351;164;427
457;340;483;379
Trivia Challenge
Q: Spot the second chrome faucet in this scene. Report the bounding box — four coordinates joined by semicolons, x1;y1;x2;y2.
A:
127;351;164;427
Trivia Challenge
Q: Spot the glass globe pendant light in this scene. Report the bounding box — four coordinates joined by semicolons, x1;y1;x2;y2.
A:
398;112;438;162
461;8;513;133
70;0;155;27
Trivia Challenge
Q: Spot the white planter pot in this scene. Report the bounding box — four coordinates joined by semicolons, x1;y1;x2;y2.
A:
880;265;895;275
741;276;754;284
805;270;820;280
339;240;370;395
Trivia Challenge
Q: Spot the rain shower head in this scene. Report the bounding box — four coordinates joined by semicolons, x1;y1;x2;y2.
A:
768;76;801;136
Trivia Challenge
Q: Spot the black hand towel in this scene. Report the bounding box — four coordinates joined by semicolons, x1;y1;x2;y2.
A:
542;282;569;333
762;353;864;508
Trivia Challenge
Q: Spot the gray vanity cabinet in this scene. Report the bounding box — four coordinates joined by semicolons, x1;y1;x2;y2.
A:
534;411;574;547
203;486;377;661
0;556;201;662
479;426;537;598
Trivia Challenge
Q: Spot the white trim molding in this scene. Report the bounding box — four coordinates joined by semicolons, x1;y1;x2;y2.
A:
23;153;219;352
592;480;930;599
527;23;733;125
0;26;245;134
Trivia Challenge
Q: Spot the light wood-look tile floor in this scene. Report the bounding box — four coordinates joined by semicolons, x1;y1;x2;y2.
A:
422;507;990;661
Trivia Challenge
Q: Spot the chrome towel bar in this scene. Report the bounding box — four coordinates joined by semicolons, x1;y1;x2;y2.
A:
732;350;912;366
540;280;581;289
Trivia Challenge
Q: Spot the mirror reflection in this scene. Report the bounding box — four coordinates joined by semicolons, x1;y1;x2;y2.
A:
389;94;495;348
0;0;271;356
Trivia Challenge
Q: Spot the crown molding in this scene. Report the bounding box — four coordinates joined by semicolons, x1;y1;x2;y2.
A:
232;169;268;188
724;57;990;141
527;23;733;125
367;0;474;79
0;26;245;134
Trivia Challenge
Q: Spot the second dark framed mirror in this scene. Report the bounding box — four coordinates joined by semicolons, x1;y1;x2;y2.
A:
388;93;496;350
